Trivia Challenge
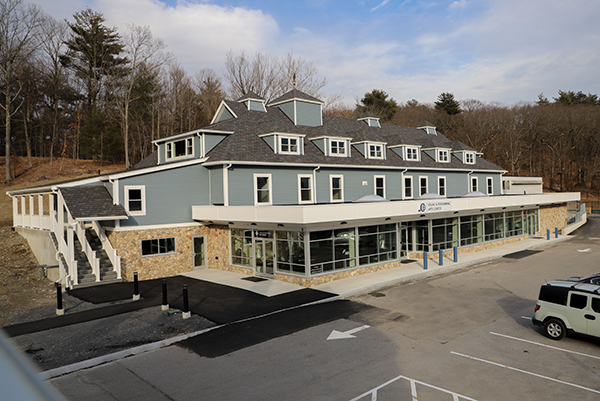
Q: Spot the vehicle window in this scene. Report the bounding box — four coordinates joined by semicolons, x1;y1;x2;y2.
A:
592;298;600;314
570;293;587;309
591;278;600;285
539;286;568;305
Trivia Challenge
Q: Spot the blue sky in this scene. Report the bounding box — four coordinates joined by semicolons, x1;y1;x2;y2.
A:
33;0;600;106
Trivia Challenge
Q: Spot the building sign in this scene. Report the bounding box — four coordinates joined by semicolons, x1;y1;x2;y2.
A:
417;200;452;213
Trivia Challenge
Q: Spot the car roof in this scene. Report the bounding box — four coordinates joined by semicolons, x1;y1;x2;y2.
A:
544;280;600;295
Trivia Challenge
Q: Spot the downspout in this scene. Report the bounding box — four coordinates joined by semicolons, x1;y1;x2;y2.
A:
109;177;120;230
313;165;320;204
224;163;232;206
467;171;474;193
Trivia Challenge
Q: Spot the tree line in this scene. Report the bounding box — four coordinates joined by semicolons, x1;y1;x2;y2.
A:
350;90;600;195
0;0;331;182
1;0;598;197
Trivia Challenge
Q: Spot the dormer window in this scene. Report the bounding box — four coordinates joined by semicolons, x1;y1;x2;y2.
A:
166;137;193;160
330;140;346;156
465;152;475;164
280;136;299;154
406;147;419;160
425;127;437;135
260;132;305;155
438;149;449;162
369;144;383;159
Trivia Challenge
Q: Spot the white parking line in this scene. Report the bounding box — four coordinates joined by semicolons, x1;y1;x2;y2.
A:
348;374;478;401
520;316;532;320
489;332;600;361
451;351;600;395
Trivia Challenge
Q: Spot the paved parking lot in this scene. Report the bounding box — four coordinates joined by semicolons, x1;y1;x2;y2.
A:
48;217;600;400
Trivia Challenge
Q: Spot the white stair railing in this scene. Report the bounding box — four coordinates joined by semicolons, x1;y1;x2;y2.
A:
75;223;100;282
92;220;121;279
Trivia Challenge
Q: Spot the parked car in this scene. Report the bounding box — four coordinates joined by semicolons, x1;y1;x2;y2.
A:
532;281;600;340
566;273;600;285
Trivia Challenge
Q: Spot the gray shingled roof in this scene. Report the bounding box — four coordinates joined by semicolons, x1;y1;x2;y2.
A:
129;90;503;173
60;186;128;219
269;88;323;105
236;91;265;102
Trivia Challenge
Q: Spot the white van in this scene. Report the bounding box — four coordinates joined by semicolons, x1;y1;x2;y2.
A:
532;281;600;340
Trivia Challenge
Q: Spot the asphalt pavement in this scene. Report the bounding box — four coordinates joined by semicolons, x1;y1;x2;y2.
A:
0;226;577;389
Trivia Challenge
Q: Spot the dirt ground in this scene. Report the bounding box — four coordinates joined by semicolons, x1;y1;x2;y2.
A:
0;156;126;326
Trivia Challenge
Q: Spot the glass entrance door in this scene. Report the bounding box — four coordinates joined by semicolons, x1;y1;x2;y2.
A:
254;239;274;276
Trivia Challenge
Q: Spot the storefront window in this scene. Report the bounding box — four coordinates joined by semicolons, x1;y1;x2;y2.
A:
276;231;305;275
415;221;429;251
231;228;253;267
310;228;357;274
460;215;483;246
358;224;397;265
484;213;504;241
431;218;458;251
505;211;523;237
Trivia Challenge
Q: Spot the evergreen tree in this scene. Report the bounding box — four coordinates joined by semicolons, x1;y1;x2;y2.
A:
434;92;462;115
357;89;398;122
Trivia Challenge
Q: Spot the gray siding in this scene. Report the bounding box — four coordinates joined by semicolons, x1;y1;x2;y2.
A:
210;167;224;204
216;107;234;122
228;166;317;205
262;135;276;152
277;102;295;124
205;134;227;155
119;165;209;227
312;138;326;154
296;102;321;127
248;100;265;111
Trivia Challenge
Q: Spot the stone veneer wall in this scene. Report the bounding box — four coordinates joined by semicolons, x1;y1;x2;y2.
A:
275;259;403;287
539;203;568;235
106;224;229;281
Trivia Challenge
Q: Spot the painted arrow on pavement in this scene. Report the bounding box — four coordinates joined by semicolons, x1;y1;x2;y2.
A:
327;325;370;340
577;248;592;252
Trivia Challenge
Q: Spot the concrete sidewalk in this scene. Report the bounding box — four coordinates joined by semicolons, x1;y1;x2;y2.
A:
182;235;572;298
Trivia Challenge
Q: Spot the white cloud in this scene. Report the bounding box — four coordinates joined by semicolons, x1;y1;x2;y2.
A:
371;0;391;12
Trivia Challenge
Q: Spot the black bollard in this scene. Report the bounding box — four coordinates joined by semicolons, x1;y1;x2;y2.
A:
162;279;169;311
56;282;64;316
182;284;190;319
133;272;140;301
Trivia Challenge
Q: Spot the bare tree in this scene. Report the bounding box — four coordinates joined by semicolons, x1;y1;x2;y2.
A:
223;50;332;103
194;68;225;126
0;0;43;182
112;23;170;168
39;14;70;163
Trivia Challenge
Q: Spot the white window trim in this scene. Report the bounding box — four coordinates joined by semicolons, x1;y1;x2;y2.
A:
254;173;272;205
329;139;348;157
471;176;479;193
374;175;386;198
166;137;194;161
438;176;446;197
404;176;413;199
298;174;313;204
124;185;146;216
465;151;475;164
330;174;344;203
419;176;428;196
279;135;302;155
486;177;494;195
368;143;384;159
405;146;419;161
437;149;450;163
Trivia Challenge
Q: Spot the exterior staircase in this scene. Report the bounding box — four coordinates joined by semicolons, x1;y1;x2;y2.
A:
85;228;118;282
69;228;120;287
